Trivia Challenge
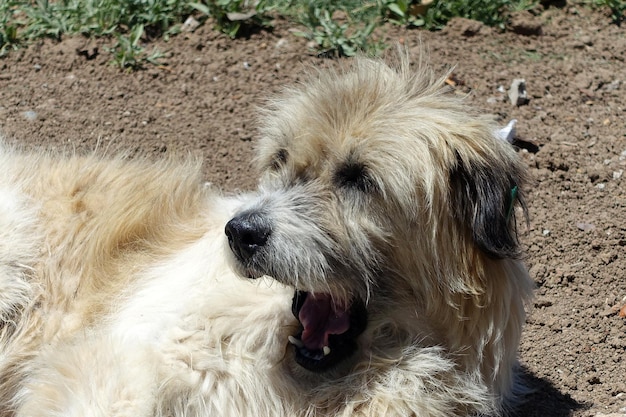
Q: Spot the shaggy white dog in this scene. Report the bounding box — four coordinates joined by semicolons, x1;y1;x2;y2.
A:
0;53;533;417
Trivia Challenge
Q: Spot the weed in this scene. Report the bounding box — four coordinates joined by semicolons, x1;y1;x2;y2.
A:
382;0;427;27
414;0;539;30
0;1;24;55
190;0;274;38
108;24;166;70
0;0;620;67
581;0;625;25
285;0;540;57
1;0;191;67
283;0;385;57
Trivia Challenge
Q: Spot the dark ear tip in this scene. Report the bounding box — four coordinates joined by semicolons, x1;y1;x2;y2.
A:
450;154;526;260
476;238;521;260
472;219;521;259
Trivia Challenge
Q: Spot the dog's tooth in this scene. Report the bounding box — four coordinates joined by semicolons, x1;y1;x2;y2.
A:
323;346;331;356
288;335;304;348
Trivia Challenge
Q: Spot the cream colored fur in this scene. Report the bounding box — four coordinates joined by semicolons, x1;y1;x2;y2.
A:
0;53;533;417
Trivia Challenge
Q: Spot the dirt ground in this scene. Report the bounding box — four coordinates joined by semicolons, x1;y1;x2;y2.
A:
1;4;624;416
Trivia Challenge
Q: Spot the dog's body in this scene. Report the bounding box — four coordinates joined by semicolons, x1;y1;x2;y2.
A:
0;54;533;417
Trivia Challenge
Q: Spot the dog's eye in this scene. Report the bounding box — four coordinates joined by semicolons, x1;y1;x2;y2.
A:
269;149;288;170
336;163;374;192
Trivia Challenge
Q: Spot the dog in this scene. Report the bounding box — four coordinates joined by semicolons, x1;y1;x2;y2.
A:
0;52;533;417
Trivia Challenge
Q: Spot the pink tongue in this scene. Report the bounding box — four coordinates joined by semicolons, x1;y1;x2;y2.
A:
298;293;351;351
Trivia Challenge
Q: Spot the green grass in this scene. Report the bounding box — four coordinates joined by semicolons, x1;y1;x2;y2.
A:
278;1;385;57
416;0;539;30
582;0;625;25
1;0;622;68
1;0;194;68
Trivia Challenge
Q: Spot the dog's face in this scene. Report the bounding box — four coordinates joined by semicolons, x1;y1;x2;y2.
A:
225;56;525;374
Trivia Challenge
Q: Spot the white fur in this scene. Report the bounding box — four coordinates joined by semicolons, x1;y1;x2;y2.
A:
0;146;40;328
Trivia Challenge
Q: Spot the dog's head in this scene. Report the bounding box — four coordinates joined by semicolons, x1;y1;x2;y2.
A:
225;53;527;374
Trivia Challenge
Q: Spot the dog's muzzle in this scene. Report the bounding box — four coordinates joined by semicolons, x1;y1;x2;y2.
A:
225;212;271;265
225;211;368;372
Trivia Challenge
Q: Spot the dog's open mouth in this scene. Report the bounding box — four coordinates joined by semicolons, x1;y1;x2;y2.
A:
289;291;367;372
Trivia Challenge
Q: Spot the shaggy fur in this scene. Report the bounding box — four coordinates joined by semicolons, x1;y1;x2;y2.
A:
0;53;533;417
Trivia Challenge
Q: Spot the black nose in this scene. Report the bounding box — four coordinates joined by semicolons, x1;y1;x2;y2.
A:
225;212;271;262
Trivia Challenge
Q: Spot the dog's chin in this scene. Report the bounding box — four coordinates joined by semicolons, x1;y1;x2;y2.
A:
289;290;367;373
227;250;368;372
226;252;264;280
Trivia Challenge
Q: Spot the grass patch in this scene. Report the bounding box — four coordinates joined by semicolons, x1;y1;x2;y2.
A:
580;0;625;25
1;0;194;68
279;1;386;57
0;0;620;68
416;0;539;30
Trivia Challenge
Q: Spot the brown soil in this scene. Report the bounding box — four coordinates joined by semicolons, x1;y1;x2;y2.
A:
1;4;624;417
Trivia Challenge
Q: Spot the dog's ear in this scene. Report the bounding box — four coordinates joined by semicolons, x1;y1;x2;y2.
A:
450;152;525;259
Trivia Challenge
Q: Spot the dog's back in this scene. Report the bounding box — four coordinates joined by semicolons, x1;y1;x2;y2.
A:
0;148;209;413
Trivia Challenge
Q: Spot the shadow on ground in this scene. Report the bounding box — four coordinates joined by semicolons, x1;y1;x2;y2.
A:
513;366;587;417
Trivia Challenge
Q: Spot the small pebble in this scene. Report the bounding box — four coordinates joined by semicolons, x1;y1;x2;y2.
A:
22;110;37;121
